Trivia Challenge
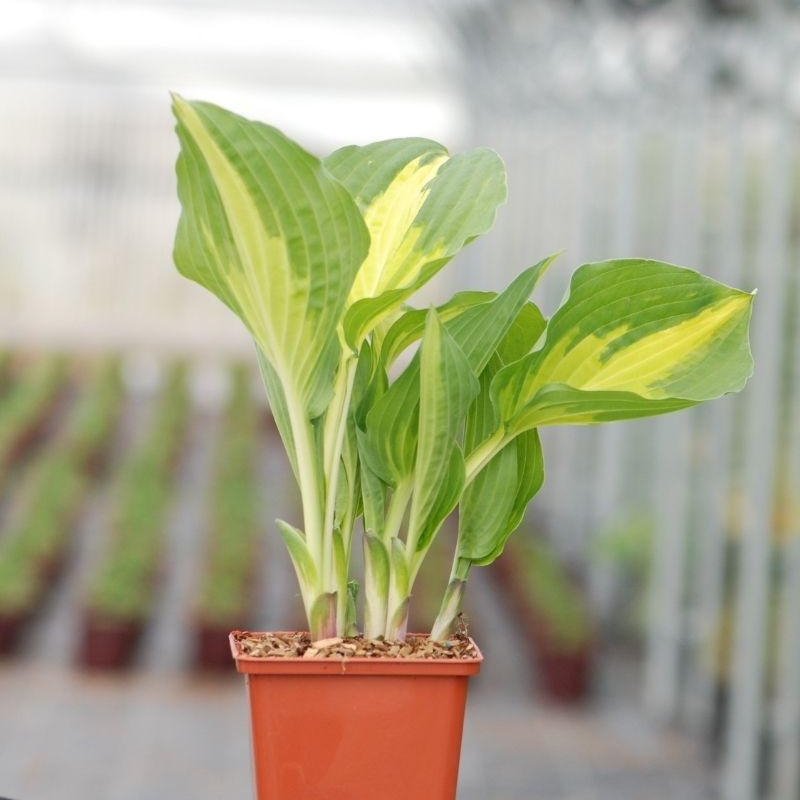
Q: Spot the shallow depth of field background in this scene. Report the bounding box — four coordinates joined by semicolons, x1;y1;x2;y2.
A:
1;2;799;800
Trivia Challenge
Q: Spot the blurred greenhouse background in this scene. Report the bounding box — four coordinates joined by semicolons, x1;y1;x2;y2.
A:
1;1;800;799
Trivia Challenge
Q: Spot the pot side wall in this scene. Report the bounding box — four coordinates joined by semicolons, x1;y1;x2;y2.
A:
245;671;470;800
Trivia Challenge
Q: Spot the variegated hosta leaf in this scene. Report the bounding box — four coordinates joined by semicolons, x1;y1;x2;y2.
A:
324;139;507;348
493;259;755;433
172;96;370;418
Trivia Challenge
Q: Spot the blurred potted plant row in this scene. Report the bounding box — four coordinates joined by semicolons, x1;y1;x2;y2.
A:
81;361;189;668
194;364;261;670
0;355;119;651
0;354;504;674
169;96;754;800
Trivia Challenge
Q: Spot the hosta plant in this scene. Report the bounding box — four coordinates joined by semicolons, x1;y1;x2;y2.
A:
171;96;755;643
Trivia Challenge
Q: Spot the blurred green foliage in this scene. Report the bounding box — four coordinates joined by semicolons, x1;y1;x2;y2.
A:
88;361;188;621
0;356;123;614
197;363;260;626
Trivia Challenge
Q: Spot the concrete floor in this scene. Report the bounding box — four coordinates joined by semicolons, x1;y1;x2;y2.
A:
0;401;714;800
0;661;713;800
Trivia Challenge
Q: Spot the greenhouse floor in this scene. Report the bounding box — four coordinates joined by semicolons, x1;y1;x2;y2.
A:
0;644;714;800
0;660;713;800
0;406;714;800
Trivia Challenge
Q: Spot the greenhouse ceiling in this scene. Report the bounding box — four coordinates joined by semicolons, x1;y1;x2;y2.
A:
0;0;463;145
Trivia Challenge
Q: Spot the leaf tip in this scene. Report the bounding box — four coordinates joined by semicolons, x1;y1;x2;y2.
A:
169;91;189;116
424;305;442;330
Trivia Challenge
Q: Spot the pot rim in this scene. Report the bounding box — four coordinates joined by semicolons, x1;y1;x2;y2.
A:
229;630;483;676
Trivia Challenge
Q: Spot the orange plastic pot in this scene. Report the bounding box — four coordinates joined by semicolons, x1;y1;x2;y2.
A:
230;632;482;800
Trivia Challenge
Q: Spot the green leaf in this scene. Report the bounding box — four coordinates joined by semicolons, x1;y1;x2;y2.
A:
357;429;387;538
332;528;351;634
387;598;410;640
336;417;361;533
380;291;492;369
458;364;516;556
506;430;546;544
445;255;555;375
407;312;479;552
363;533;390;638
386;538;411;637
360;265;548;489
332;528;348;597
350;341;382;426
256;346;297;477
390;528;410;596
430;579;466;642
493;259;755;433
276;519;318;612
456;348;545;567
324;139;507;347
309;592;337;640
412;445;466;553
345;580;359;637
360;364;419;486
378;254;553;372
172;96;370;417
496;302;548;364
465;355;503;453
459;429;544;566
